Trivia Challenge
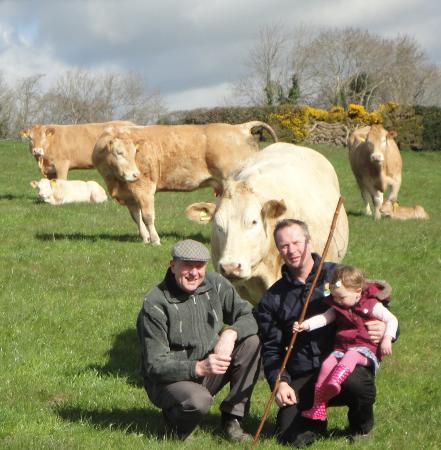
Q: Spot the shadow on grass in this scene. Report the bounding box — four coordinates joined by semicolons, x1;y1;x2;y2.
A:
55;405;163;437
55;404;259;441
87;328;143;387
35;231;210;244
35;232;141;243
346;209;365;217
0;193;34;201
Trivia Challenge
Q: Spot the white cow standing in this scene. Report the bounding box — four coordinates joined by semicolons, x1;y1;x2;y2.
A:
31;179;108;205
186;143;349;305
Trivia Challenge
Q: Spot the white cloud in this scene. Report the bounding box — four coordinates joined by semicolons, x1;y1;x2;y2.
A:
0;0;439;110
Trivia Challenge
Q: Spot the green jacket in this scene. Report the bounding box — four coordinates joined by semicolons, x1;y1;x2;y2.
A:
137;268;258;384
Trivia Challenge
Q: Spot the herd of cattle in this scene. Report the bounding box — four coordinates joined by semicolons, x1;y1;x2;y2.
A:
20;120;429;304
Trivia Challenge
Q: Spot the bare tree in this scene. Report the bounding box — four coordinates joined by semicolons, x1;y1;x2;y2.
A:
118;72;166;124
236;25;441;109
232;24;291;106
12;74;45;132
39;69;166;125
0;72;15;137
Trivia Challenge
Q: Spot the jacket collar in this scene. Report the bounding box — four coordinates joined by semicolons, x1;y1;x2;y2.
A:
161;267;212;303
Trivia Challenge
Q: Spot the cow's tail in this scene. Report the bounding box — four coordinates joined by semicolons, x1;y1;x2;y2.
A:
242;121;278;143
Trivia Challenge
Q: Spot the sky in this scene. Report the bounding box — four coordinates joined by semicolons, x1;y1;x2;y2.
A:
0;0;440;112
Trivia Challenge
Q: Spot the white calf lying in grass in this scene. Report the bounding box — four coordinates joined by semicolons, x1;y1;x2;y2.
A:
380;200;429;220
30;179;108;205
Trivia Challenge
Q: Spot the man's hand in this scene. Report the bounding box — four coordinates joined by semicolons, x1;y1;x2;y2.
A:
214;329;237;357
275;381;297;408
365;320;386;344
195;353;231;377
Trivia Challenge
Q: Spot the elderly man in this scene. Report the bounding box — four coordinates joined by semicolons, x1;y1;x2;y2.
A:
137;239;260;442
257;219;391;447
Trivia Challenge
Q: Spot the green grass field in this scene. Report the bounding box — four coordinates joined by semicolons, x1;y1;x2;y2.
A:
1;139;440;449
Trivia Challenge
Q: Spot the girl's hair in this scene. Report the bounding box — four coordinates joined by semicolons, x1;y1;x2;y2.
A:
329;265;366;290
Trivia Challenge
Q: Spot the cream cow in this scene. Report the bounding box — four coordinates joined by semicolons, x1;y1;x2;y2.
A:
380;200;429;220
30;179;108;205
348;124;402;220
186;143;349;304
21;121;133;179
92;122;277;245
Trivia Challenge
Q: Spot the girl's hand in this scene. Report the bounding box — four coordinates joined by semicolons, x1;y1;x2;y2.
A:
293;321;309;333
380;336;393;356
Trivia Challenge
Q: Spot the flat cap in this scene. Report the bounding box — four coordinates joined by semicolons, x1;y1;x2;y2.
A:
171;239;210;262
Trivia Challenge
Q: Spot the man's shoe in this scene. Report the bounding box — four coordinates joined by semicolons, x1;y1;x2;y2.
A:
349;431;371;443
222;418;252;443
291;430;321;448
163;414;197;441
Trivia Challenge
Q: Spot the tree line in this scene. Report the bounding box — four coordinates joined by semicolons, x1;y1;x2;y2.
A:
0;69;166;138
231;25;441;111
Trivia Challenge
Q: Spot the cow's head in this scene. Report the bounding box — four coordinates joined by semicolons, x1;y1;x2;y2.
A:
30;178;54;202
26;125;56;157
186;180;286;282
105;135;142;182
366;125;397;166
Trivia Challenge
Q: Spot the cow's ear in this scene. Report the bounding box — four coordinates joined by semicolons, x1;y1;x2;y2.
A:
20;128;30;139
45;127;55;137
262;199;286;219
387;130;397;139
30;181;38;188
186;202;216;224
135;139;146;150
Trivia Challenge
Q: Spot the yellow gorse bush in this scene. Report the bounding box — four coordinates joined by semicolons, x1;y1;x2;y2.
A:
269;103;397;143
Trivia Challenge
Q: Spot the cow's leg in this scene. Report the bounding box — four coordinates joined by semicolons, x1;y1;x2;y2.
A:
372;191;384;220
137;188;160;246
55;161;70;180
361;188;372;216
386;174;402;204
127;204;151;244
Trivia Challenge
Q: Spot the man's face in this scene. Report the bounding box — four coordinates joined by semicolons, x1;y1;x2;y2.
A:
170;259;207;293
275;224;312;271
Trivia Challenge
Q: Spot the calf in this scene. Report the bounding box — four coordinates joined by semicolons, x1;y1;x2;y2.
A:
380;200;429;220
30;179;108;205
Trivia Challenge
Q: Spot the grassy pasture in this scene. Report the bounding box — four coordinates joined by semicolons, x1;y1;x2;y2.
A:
1;139;440;449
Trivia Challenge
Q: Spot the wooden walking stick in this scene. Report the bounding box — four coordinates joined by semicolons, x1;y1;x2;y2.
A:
251;196;344;449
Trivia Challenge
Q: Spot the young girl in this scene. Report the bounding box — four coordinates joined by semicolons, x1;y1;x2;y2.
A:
293;264;398;422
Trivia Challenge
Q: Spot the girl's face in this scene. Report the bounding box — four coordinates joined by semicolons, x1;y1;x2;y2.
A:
331;285;362;308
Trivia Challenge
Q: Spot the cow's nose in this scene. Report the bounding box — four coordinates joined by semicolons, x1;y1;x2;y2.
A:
219;262;241;276
370;153;384;163
125;171;140;182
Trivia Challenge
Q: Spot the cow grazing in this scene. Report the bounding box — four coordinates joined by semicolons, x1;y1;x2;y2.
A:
92;121;278;245
380;200;429;220
186;143;349;304
348;124;402;220
21;121;133;179
30;179;108;205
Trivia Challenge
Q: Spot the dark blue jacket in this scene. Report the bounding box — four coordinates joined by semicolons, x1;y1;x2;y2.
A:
256;253;337;389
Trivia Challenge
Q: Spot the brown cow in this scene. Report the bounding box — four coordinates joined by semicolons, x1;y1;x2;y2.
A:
92;122;277;245
380;200;429;220
348;124;402;219
20;121;133;179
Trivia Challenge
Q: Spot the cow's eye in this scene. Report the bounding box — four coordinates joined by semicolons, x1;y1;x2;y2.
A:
252;220;258;225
